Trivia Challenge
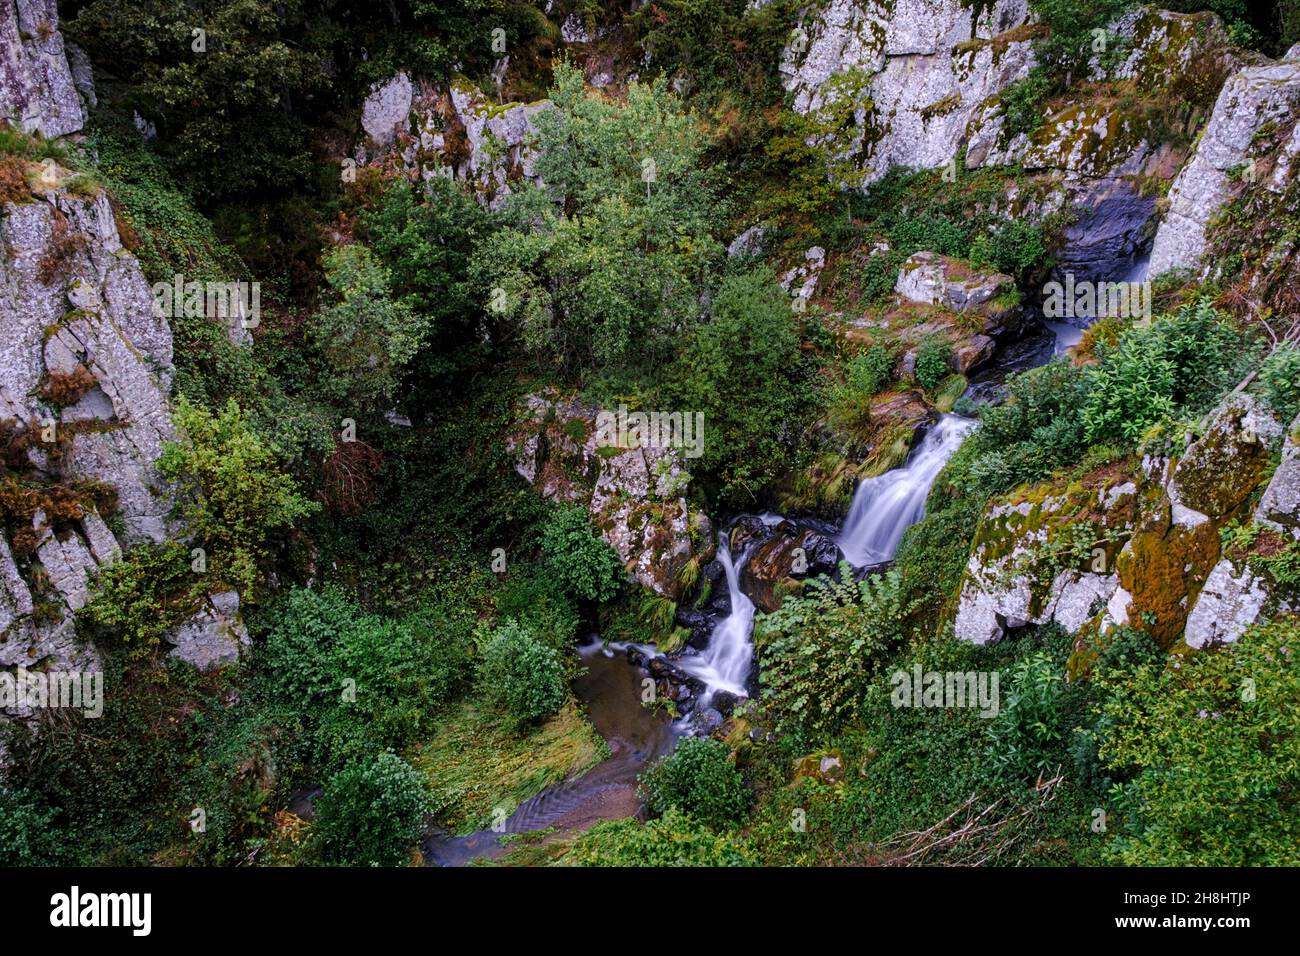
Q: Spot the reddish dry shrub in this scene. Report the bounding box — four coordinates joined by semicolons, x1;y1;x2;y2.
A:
39;364;97;408
37;211;88;284
0;155;30;205
322;439;384;514
108;194;141;251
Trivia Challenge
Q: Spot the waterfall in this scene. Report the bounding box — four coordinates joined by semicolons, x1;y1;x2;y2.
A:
678;532;754;698
837;414;976;567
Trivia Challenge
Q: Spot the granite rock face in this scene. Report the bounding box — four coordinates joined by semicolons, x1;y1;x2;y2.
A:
955;395;1292;660
781;0;1036;184
507;389;714;600
1149;42;1300;277
359;74;550;208
967;7;1239;283
164;590;249;671
0;0;86;137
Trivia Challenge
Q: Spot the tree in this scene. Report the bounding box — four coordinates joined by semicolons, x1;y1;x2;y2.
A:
475;61;724;375
361;179;488;382
308;244;425;411
670;267;814;506
158;399;318;597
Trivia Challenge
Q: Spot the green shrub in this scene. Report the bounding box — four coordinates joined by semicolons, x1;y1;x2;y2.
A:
1098;616;1300;865
312;753;430;866
986;648;1076;780
757;566;914;740
639;737;749;829
915;338;952;391
308;244;426;411
81;540;200;658
1255;346;1300;422
476;620;567;726
1083;300;1244;443
890;214;968;259
974;220;1048;281
0;787;64;866
570;807;754;866
257;586;470;769
860;253;897;304
1000;68;1054;138
539;506;625;604
848;345;894;397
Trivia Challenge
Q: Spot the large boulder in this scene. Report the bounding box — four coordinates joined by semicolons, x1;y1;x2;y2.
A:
1182;409;1300;648
507;389;714;600
955;394;1286;656
164;590;250;671
895;252;1012;313
739;519;841;612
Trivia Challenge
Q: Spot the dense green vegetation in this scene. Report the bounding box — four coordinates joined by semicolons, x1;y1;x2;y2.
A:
3;0;1299;872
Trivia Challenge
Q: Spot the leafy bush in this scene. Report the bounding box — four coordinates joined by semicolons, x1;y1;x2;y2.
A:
477;62;722;375
974;220;1048;281
860;253;897;304
986;649;1076;780
890;214;968;259
359;178;490;385
257;586;470;769
831;346;895;430
1082;300;1244;444
1255;346;1300;422
158;399;318;597
915;338;952;391
570;807;754;866
757;565;914;740
81;540;200;657
539;506;625;604
1098;617;1300;865
476;620;567;726
848;345;894;397
0;787;64;866
312;753;430;867
1000;68;1054;138
639;737;749;829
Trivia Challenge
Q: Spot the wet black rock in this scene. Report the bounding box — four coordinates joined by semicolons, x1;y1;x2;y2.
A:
711;690;742;718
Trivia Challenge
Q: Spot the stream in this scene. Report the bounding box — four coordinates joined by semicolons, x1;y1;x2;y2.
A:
423;408;985;864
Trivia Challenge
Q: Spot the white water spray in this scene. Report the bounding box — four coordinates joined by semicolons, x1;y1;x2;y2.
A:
837;414;975;567
679;532;754;698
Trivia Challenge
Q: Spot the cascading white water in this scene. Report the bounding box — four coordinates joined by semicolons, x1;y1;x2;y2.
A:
678;532;754;698
837;414;976;567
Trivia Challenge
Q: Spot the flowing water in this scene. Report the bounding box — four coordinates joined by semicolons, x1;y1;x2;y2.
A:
676;534;755;698
424;408;981;863
422;641;679;866
836;414;976;567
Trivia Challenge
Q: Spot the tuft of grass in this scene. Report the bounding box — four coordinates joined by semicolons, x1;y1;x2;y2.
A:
409;697;607;834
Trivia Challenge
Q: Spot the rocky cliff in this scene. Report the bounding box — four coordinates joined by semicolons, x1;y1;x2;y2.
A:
1;7;246;734
954;394;1299;664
